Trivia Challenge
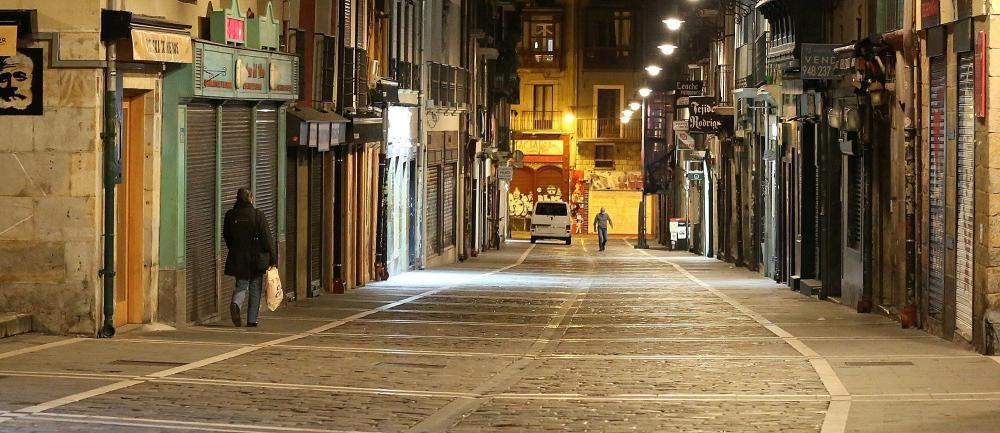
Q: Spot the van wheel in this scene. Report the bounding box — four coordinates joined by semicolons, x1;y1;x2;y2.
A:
530;237;537;244
565;237;572;245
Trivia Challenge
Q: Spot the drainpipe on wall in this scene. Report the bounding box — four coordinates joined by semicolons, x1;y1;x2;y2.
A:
899;0;918;328
98;0;122;338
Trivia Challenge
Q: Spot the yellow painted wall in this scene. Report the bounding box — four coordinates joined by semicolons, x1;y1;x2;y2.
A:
588;190;654;236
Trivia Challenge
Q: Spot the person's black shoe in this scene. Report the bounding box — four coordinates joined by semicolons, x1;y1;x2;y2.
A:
230;304;242;327
246;322;258;328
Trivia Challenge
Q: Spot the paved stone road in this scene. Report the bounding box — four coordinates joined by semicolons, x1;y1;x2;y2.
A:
2;239;1000;432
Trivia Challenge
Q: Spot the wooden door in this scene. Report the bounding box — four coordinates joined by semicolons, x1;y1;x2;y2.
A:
115;96;145;326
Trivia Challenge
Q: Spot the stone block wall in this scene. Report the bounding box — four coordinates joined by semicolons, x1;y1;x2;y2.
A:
0;1;104;334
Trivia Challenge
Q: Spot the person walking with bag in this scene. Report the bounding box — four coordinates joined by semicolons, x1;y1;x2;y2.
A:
223;188;276;327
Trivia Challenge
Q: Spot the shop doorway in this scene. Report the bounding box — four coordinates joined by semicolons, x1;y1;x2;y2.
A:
115;94;146;326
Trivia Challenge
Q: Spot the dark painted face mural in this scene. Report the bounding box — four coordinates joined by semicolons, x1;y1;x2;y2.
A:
0;48;42;115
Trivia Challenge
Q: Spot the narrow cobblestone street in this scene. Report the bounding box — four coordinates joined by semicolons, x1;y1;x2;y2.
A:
2;240;1000;432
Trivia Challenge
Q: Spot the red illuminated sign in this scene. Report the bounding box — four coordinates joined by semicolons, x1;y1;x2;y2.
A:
226;18;245;43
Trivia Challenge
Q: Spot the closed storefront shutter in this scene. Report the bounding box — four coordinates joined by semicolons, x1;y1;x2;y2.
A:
220;103;254;313
254;104;279;240
284;148;298;298
426;165;441;256
956;52;975;339
309;152;324;293
185;102;219;323
443;163;456;247
928;56;947;321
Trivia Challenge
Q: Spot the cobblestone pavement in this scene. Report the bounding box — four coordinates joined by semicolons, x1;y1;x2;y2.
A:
3;239;1000;432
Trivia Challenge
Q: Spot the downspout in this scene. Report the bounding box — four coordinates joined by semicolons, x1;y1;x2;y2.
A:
99;0;122;338
899;0;918;328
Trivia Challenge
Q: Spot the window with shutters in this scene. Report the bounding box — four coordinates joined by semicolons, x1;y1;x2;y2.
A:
584;8;634;69
321;35;337;102
521;11;561;69
595;143;615;170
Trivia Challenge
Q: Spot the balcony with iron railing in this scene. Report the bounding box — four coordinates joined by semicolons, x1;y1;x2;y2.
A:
576;118;641;141
512;110;564;132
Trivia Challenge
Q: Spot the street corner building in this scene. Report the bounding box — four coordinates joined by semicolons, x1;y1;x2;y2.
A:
0;0;516;337
651;0;1000;355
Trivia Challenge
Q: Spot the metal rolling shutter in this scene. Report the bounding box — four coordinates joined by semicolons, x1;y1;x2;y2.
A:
284;148;298;299
928;57;947;320
956;53;975;339
220;103;254;314
442;163;456;247
309;152;323;293
254;104;279;240
426;165;441;256
185;102;218;323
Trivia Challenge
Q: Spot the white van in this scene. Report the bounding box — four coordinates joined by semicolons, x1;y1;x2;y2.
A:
530;200;572;245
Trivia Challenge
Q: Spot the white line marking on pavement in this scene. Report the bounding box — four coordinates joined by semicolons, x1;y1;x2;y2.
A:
0;338;82;361
29;413;372;433
0;370;135;381
629;241;851;433
0;245;537;425
154;376;479;399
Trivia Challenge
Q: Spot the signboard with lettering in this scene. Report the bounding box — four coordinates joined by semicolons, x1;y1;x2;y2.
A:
0;26;16;57
676;81;704;97
498;166;513;182
801;44;838;80
688;97;729;134
130;29;192;63
193;41;299;100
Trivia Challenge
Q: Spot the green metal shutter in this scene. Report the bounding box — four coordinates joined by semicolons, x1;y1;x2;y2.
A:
956;52;975;339
220;103;254;315
185;102;219;323
254;104;279;242
928;56;947;320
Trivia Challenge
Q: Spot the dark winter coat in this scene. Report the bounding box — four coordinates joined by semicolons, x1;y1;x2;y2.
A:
223;202;276;280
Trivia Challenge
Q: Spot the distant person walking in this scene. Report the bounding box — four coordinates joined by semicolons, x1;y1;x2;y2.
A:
223;188;276;327
593;208;613;251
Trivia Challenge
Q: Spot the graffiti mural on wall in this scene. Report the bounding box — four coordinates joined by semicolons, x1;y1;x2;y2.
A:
508;187;534;218
0;48;43;115
589;170;643;190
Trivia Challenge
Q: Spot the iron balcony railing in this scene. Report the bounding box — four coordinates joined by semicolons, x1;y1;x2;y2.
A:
512;110;563;131
576;118;640;140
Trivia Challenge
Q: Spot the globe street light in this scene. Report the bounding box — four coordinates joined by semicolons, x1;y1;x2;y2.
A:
645;65;663;76
638;87;653;98
658;44;677;55
629;101;641;111
663;17;684;31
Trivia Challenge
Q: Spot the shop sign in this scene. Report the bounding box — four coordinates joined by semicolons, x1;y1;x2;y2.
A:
0;26;16;57
676;81;703;97
801;44;838;80
676;130;694;148
210;0;247;45
498;166;513;182
921;0;940;28
193;41;299;100
688;97;728;134
235;52;268;95
130;29;192;63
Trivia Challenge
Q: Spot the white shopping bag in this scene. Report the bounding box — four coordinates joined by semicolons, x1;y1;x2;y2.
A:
265;267;283;312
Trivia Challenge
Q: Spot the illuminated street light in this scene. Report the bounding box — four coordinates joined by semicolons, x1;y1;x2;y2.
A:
658;44;677;55
638;87;653;98
645;65;663;76
622;109;634;118
663;17;684;31
629;101;641;111
620;115;631;124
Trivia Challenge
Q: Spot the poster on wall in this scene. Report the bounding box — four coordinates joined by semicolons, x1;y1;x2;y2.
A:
921;0;940;27
0;48;43;116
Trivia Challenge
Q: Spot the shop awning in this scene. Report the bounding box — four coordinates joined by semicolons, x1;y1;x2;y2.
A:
101;10;192;63
348;116;385;144
287;107;349;152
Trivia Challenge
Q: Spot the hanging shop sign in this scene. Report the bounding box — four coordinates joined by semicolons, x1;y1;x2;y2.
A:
193;40;299;100
0;48;43;115
688;97;729;134
498;166;514;182
130;28;192;63
0;25;16;57
921;0;940;28
800;44;838;80
676;81;704;97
